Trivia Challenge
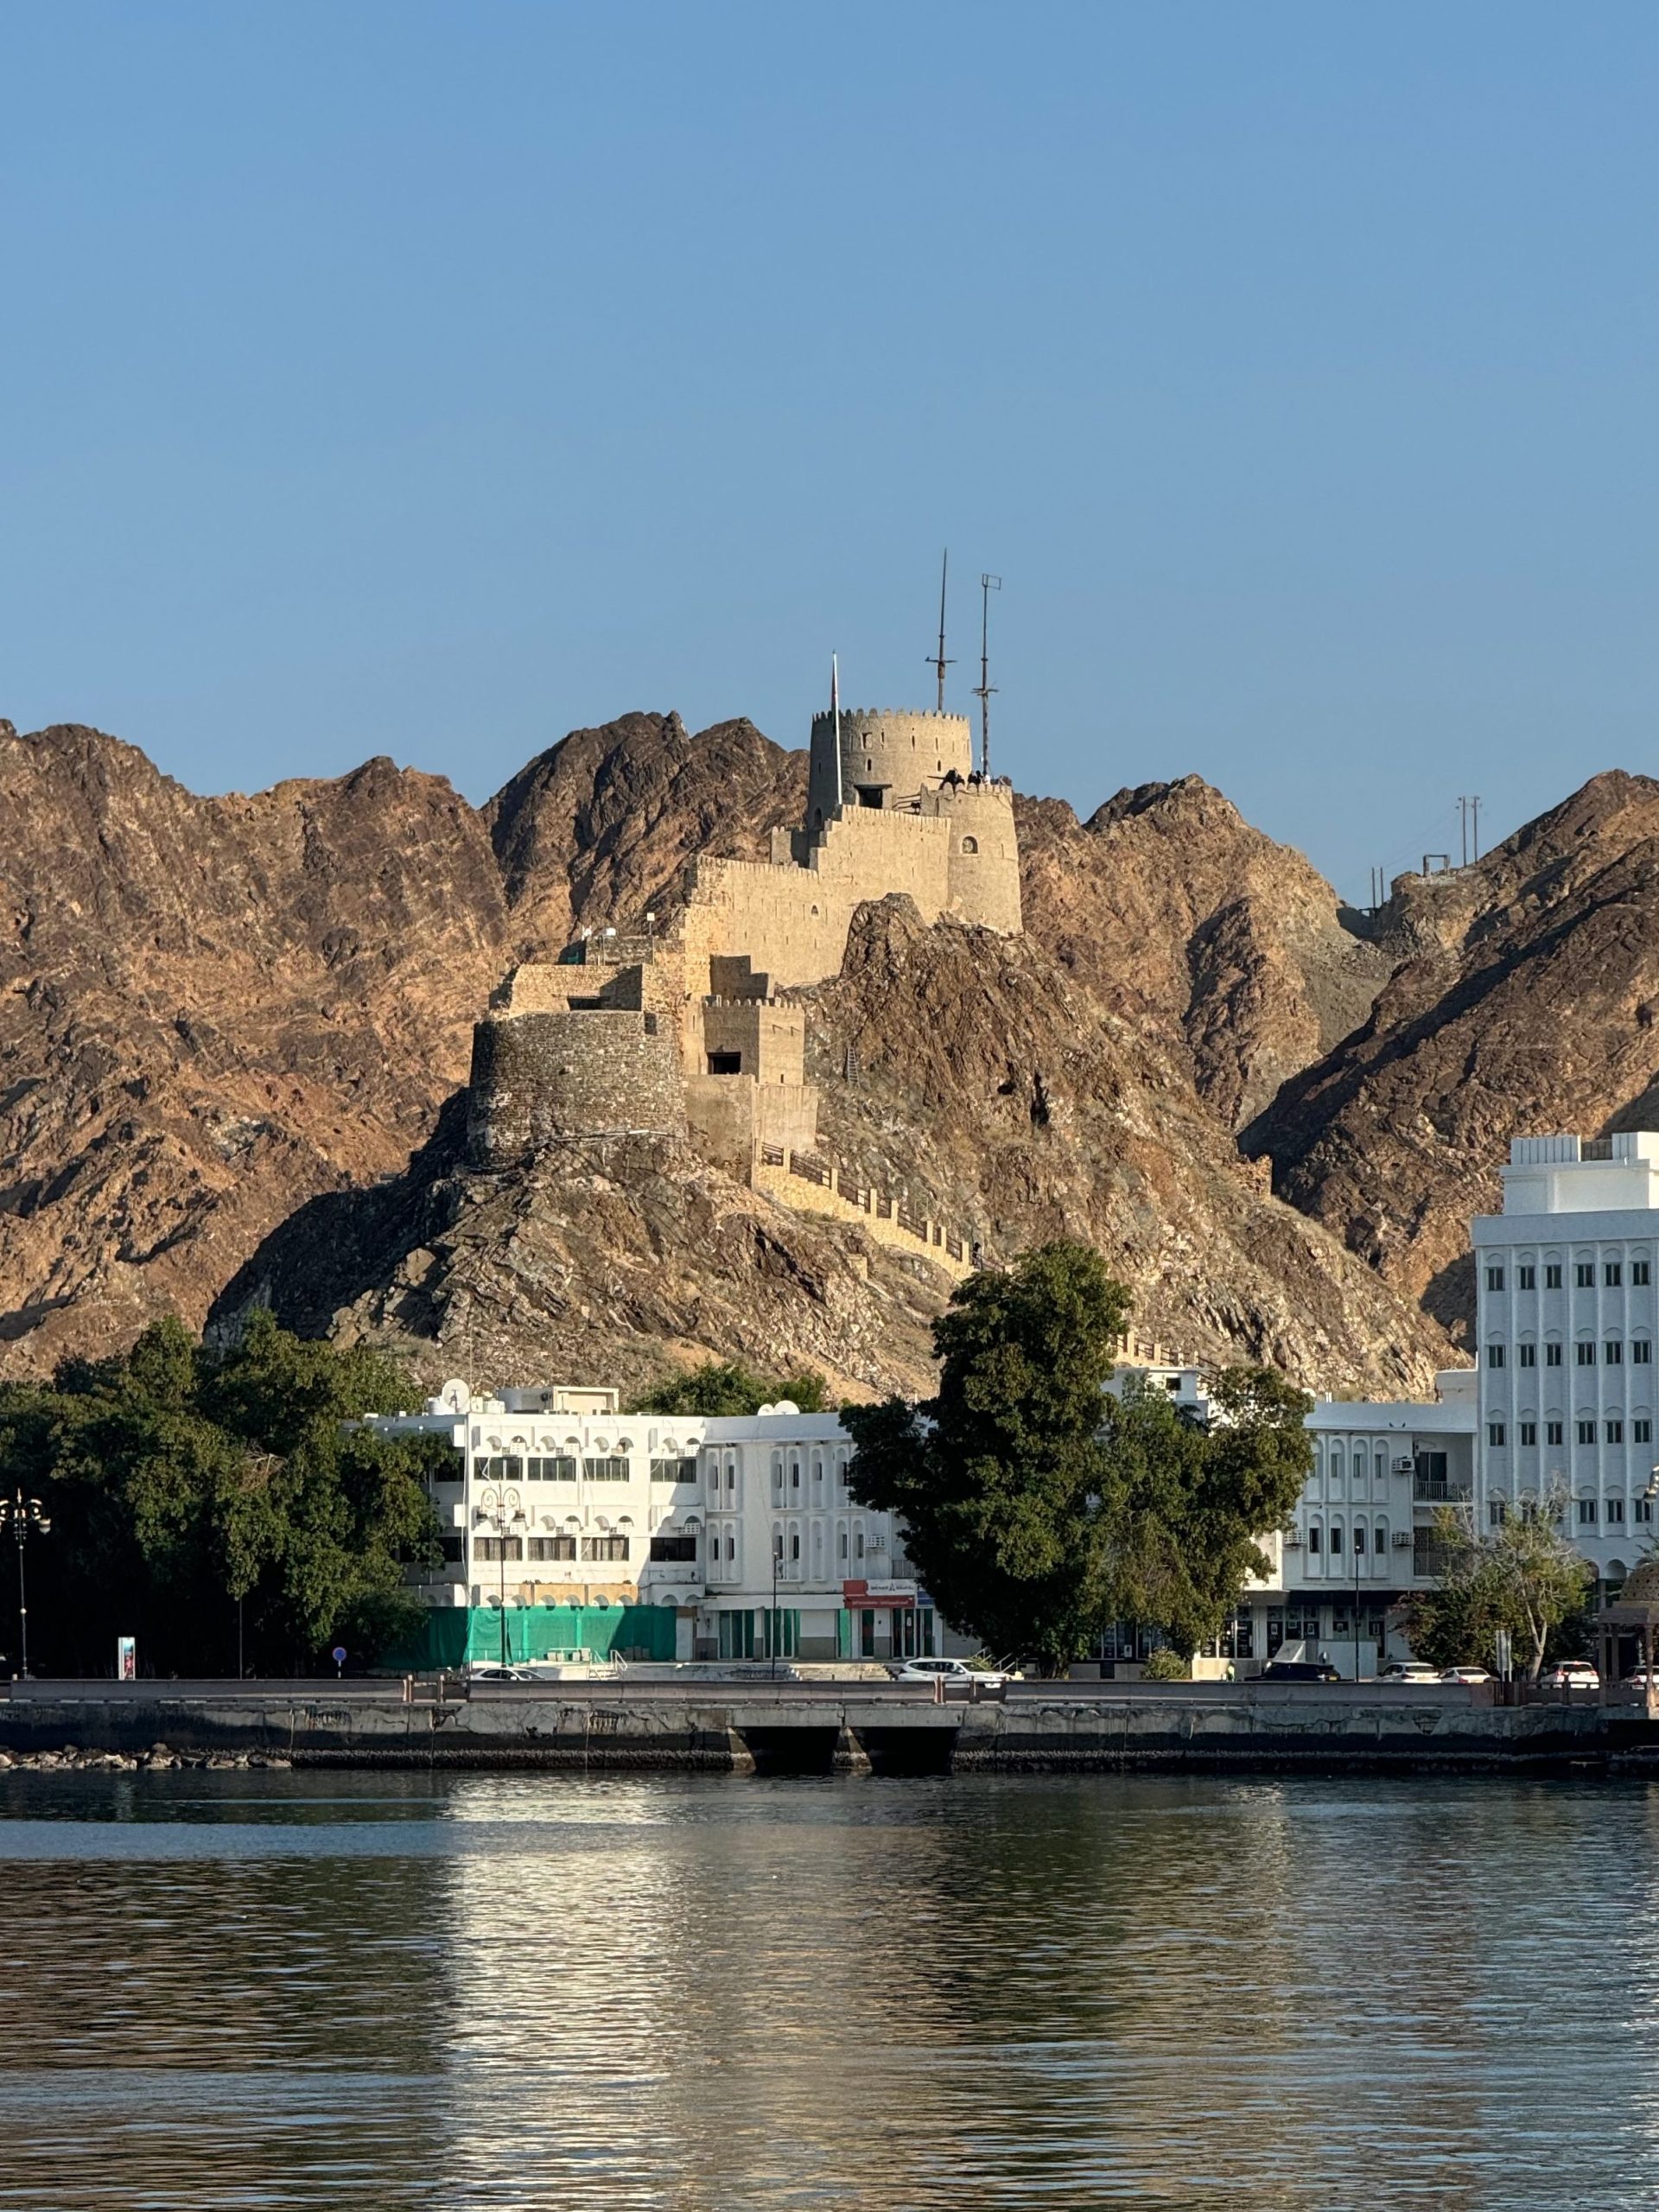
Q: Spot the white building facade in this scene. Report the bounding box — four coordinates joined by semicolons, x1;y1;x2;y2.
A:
1101;1365;1478;1676
1472;1133;1659;1587
360;1384;937;1669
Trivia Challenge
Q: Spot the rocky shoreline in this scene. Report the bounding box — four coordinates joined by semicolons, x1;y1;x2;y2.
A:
0;1742;292;1773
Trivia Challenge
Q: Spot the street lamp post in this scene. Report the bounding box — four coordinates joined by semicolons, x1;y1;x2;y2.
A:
770;1531;780;1680
474;1486;526;1670
0;1488;52;1680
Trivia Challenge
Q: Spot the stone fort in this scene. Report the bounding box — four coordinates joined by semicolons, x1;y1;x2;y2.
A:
465;693;1021;1260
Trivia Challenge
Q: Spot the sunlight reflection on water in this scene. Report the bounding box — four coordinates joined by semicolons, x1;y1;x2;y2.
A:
1;1769;1656;2210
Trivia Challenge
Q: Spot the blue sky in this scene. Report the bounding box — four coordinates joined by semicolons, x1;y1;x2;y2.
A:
3;3;1655;901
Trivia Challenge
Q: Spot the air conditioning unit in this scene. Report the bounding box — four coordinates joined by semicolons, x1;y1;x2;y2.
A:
1391;1532;1412;1548
1393;1458;1415;1472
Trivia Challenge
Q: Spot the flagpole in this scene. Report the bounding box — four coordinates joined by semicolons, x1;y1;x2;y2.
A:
831;653;843;812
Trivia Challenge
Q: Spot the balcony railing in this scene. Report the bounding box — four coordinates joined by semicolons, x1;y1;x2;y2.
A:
1414;1478;1471;1503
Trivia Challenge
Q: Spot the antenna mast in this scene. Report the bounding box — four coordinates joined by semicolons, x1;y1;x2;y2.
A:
929;549;953;710
973;572;1001;779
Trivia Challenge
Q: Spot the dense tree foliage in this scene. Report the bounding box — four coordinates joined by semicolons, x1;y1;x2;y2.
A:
0;1313;446;1676
843;1242;1313;1673
629;1359;830;1416
1405;1497;1592;1681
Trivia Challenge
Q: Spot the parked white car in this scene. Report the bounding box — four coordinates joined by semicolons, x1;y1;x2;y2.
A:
1378;1663;1443;1684
887;1656;1014;1692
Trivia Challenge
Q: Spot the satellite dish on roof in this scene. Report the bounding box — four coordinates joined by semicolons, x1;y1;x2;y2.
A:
441;1380;472;1414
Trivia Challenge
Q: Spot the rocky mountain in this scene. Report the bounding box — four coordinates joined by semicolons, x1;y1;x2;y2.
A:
9;701;1649;1402
213;891;1447;1402
1248;771;1659;1339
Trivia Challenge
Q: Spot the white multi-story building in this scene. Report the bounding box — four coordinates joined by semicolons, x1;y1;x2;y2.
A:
360;1383;938;1669
1473;1133;1659;1586
1107;1363;1478;1675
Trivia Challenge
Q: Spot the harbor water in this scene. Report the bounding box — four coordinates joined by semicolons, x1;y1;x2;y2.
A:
1;1769;1655;2210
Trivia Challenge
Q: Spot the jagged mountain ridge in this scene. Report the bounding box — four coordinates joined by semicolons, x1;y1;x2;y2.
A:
1248;770;1659;1338
9;704;1646;1395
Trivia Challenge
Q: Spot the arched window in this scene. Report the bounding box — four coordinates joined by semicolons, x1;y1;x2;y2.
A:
961;835;979;854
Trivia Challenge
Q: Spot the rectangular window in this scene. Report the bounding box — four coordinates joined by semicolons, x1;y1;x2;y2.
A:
1546;1263;1563;1289
1518;1265;1536;1291
1547;1420;1565;1446
526;1456;578;1482
1546;1344;1563;1367
1576;1262;1595;1287
1485;1265;1505;1292
1352;1523;1366;1554
1606;1341;1624;1365
1636;1342;1652;1364
1607;1262;1624;1287
1489;1498;1507;1527
1307;1525;1322;1555
582;1457;630;1482
1485;1343;1506;1368
1640;1497;1655;1525
1608;1497;1627;1524
528;1535;577;1560
1577;1419;1597;1446
1578;1497;1598;1525
1519;1421;1537;1446
1330;1523;1344;1554
650;1457;699;1483
1487;1421;1506;1446
439;1534;464;1562
649;1534;698;1561
581;1535;630;1562
1635;1260;1652;1287
1607;1420;1624;1444
1518;1344;1537;1368
1637;1418;1654;1445
1577;1343;1597;1366
474;1536;524;1561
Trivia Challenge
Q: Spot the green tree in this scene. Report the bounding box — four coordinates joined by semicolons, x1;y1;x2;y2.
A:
845;1243;1313;1674
629;1358;830;1416
1405;1495;1592;1681
0;1312;444;1676
1100;1365;1313;1657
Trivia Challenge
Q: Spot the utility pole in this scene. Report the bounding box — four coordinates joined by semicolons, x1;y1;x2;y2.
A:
973;573;1001;779
928;550;953;711
1458;796;1469;868
1471;795;1481;861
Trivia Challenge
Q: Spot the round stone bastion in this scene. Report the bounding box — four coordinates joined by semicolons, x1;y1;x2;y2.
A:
466;1009;686;1166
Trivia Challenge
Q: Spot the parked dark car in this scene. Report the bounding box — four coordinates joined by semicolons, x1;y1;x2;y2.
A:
1261;1656;1341;1683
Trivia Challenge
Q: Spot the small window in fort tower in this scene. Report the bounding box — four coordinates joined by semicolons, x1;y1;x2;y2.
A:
855;786;883;809
707;1052;742;1076
961;836;978;854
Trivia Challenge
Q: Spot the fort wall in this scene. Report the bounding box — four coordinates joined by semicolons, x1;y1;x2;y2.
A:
467;1009;686;1166
468;689;1020;1227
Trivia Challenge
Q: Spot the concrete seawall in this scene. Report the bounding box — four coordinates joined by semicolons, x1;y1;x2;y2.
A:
1;1681;1649;1777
